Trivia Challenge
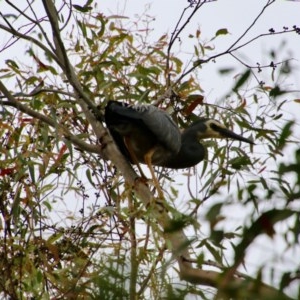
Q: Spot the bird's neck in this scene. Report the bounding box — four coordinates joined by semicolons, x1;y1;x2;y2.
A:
162;130;206;169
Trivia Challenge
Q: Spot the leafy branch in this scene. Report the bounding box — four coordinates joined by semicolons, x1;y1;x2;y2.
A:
0;80;99;154
166;0;216;87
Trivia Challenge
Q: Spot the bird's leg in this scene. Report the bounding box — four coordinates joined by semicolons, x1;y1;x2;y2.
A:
144;149;164;199
124;137;148;180
123;137;163;198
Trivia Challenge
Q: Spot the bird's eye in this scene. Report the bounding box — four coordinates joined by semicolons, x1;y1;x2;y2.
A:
210;122;220;132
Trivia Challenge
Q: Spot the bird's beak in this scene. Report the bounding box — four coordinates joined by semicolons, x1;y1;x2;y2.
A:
216;126;254;145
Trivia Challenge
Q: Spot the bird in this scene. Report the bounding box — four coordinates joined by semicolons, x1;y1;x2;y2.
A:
104;100;254;196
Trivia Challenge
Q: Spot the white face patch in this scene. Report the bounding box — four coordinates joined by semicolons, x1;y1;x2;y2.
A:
197;120;227;139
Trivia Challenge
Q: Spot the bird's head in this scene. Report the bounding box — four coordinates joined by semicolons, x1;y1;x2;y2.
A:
193;119;254;144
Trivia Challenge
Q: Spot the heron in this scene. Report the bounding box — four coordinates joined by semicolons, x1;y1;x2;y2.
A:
104;100;254;196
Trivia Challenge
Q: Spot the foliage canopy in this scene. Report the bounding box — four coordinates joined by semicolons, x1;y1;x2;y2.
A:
0;0;299;299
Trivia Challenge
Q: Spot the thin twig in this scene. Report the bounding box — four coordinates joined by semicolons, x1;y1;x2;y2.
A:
166;1;212;87
230;52;294;71
0;23;58;64
128;193;138;300
174;28;296;86
4;0;56;54
227;0;275;52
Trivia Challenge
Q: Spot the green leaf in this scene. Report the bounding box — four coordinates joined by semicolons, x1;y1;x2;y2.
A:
210;230;225;244
86;168;95;187
234;209;296;263
164;214;193;233
229;156;251;170
73;4;92;12
28;160;35;184
206;203;223;223
196;252;205;267
97;15;106;38
77;20;87;38
219;67;235;74
30;99;43;110
47;232;64;244
36;270;43;283
205;240;223;263
233;69;251;92
5;59;19;69
269;85;287;98
280;272;294;290
215;28;229;36
278;121;294;150
42;200;52;212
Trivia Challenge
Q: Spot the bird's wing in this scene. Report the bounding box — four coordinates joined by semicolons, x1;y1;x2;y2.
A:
106;101;181;153
135;104;181;153
104;101;134;162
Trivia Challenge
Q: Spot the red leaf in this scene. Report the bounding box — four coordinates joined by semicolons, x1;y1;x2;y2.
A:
0;167;16;176
258;214;276;237
55;144;68;164
184;95;204;116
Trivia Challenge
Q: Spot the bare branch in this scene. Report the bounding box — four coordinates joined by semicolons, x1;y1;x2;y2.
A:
0;22;59;65
172;0;299;86
166;0;214;87
178;257;292;299
229;28;297;54
4;0;56;54
227;0;275;52
174;28;297;86
0;88;76;99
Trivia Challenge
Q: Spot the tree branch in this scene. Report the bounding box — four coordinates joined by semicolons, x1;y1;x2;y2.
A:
174;27;297;86
4;0;56;54
227;0;275;52
173;0;298;86
0;23;58;64
41;0;99;115
166;0;216;87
